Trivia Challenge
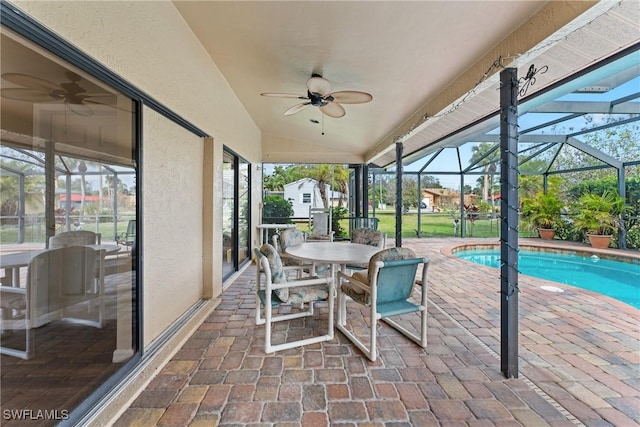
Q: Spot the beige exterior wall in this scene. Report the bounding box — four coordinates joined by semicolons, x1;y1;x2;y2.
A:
142;107;204;344
13;1;262;344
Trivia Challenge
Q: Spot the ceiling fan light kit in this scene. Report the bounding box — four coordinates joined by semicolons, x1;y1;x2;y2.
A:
261;73;372;119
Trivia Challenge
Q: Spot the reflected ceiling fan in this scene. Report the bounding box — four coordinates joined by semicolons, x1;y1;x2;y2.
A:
1;71;114;116
261;74;372;118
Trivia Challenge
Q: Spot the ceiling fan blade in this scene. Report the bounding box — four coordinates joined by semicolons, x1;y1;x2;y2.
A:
261;93;309;99
84;98;134;113
81;92;114;98
67;102;93;116
1;88;54;102
284;102;312;116
2;73;62;92
306;75;331;95
319;101;345;118
329;91;373;104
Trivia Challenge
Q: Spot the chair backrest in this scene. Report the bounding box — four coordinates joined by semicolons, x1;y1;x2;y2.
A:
278;228;305;251
49;230;100;248
351;228;384;248
352;217;379;230
309;207;332;239
368;247;420;304
258;244;289;301
27;246;99;326
125;220;136;240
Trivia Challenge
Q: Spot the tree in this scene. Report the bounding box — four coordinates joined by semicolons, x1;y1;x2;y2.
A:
420;175;442;189
331;166;350;207
552;118;640;192
300;164;334;207
263;165;303;191
469;142;499;201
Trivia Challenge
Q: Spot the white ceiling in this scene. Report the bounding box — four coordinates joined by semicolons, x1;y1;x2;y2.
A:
173;1;639;167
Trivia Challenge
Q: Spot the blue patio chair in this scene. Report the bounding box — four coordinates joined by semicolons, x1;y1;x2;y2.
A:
337;247;429;361
254;244;334;354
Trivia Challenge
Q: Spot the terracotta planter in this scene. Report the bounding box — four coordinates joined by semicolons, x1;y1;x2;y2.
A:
587;234;612;249
538;228;556;240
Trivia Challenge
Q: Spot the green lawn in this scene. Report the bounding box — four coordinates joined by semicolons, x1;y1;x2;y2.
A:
334;210;536;239
1;217;135;244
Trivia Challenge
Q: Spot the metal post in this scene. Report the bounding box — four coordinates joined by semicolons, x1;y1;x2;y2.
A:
362;164;369;218
372;172;376;217
354;164;362;218
500;68;519;378
417;173;422;237
618;166;626;249
45;141;55;248
17;175;25;243
395;141;403;247
459;174;465;237
113;174;119;240
65;175;72;231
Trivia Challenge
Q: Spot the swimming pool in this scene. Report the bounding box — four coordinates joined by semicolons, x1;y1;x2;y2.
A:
455;248;640;308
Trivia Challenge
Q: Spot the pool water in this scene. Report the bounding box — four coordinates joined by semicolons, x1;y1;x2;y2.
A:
456;249;640;309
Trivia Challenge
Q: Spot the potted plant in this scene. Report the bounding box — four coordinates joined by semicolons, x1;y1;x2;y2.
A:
573;191;625;248
521;191;563;240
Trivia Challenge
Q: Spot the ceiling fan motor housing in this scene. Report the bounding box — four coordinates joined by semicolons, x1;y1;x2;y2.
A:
308;90;332;107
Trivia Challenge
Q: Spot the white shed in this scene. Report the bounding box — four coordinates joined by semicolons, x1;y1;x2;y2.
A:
284;178;328;218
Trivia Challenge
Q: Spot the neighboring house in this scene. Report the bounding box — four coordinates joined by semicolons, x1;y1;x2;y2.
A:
58;193;101;210
422;188;479;210
284;178;346;217
284;178;328;217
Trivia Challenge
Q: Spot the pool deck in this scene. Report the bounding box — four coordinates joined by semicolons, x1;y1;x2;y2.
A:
111;237;639;426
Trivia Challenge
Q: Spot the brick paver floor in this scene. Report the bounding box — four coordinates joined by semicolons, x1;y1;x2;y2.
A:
114;238;639;426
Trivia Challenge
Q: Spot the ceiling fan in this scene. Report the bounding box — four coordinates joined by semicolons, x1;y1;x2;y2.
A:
261;74;372;118
1;71;113;116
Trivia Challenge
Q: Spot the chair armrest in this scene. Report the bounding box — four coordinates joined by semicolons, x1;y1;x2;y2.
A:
282;265;308;273
337;272;371;293
269;276;332;290
0;286;26;295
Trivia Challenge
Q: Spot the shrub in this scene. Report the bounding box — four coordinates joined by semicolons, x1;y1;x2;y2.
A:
262;195;293;224
331;206;349;238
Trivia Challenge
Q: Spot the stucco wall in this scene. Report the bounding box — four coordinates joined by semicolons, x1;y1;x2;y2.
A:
12;1;262;343
142;107;204;344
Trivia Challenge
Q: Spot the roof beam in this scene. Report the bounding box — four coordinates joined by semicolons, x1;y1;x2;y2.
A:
472;134;566;143
528;99;640;114
565;137;622;169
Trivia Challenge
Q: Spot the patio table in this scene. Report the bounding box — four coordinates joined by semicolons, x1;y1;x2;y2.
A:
284;241;380;279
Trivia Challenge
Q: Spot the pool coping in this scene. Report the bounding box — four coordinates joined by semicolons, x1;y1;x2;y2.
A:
441;237;640;263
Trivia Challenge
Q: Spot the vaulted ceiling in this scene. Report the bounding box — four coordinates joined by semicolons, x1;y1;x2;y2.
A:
174;1;639;167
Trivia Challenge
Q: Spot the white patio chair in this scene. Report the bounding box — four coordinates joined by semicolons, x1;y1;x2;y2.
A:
337;247;429;361
49;230;101;248
307;206;333;241
254;243;334;354
0;246;105;360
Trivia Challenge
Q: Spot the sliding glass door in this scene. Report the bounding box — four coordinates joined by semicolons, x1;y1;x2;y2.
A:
222;149;250;279
0;26;138;424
